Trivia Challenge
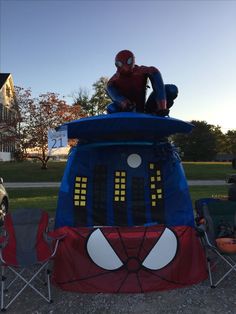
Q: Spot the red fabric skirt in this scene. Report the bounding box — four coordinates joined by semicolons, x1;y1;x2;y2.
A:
52;225;207;293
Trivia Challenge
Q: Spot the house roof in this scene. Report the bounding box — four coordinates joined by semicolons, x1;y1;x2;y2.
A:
0;73;11;90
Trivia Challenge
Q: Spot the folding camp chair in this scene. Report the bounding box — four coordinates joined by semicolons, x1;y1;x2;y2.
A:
0;208;64;311
196;199;236;288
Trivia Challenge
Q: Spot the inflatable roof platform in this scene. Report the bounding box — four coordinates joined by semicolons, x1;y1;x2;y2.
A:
58;112;194;142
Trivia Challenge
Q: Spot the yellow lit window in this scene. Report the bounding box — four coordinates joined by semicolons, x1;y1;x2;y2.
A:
114;196;120;201
80;201;86;206
115;184;120;189
157;176;161;181
81;189;86;195
74;195;80;200
115;190;120;195
121;184;126;189
120;196;125;202
152;201;156;207
82;177;87;182
75;183;80;188
120;190;125;195
121;172;126;177
115;178;120;183
74;189;80;194
149;163;154;169
74;201;80;206
151;194;156;200
156;170;161;175
157;189;162;194
121;178;126;183
151;184;155;189
81;183;87;188
80;195;86;200
158;194;162;199
75;177;81;182
115;171;120;176
150;176;155;182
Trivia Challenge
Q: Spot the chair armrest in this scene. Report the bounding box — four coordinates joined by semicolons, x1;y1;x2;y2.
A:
47;231;67;242
195;223;207;237
46;231;67;258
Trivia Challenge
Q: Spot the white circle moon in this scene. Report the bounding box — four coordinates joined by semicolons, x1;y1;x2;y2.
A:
127;154;142;168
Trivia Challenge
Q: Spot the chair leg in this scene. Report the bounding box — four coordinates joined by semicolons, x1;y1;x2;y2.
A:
1;262;53;310
207;258;214;288
1;266;6;311
207;250;236;288
46;269;52;303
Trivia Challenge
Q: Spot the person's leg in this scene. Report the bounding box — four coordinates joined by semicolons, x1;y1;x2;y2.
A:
145;92;169;116
165;84;178;109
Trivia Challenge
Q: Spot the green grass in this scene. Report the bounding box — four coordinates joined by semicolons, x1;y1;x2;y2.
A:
8;185;228;216
183;162;233;180
8;188;59;214
0;161;66;182
189;185;228;204
0;161;234;182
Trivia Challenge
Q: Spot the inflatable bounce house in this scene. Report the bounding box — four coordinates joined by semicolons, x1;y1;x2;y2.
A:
52;50;207;293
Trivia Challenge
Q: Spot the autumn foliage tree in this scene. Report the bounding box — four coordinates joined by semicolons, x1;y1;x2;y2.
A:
11;87;83;169
26;92;83;168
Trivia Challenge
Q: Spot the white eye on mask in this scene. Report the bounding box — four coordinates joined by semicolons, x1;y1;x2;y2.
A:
127;57;133;65
115;60;123;68
87;227;178;271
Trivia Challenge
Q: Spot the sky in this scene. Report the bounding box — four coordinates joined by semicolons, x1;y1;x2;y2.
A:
0;0;235;132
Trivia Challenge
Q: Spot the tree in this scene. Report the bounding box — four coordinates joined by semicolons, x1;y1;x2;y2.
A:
70;88;93;116
27;92;83;168
172;120;218;161
90;77;111;115
225;130;236;156
211;125;228;155
71;77;111;116
11;88;83;169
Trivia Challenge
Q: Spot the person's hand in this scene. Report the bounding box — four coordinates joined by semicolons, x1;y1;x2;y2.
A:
120;100;135;111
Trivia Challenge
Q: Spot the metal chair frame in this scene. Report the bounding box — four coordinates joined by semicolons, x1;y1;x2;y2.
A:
0;209;62;311
196;201;236;288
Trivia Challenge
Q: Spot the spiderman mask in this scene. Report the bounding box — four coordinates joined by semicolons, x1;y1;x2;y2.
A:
115;50;135;76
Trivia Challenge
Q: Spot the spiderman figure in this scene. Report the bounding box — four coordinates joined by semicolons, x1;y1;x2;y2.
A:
106;50;178;116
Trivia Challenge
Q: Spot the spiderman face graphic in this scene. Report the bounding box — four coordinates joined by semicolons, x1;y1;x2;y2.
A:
115;50;135;75
52;225;207;293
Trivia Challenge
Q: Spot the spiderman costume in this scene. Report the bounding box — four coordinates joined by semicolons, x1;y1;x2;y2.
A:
107;50;178;116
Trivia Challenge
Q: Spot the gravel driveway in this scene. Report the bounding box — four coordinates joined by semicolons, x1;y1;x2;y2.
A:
4;269;236;314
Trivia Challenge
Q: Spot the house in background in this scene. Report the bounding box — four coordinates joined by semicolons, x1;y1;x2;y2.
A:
0;73;18;161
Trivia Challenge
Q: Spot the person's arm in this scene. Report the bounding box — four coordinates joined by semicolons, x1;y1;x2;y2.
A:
148;67;167;111
106;82;134;111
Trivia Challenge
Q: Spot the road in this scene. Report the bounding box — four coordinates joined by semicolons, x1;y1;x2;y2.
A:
4;180;227;188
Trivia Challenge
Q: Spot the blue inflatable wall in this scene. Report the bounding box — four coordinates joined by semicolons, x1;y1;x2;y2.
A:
55;113;194;229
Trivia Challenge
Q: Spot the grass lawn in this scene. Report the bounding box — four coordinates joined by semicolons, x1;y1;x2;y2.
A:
183;162;233;180
0;161;234;182
189;185;228;203
8;188;59;214
0;161;66;182
8;185;229;217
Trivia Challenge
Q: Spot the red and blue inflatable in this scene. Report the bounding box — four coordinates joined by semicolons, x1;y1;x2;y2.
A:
52;113;207;292
52;51;207;292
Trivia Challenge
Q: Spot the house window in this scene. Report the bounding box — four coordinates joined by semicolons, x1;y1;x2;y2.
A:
6;85;11;98
0;103;3;121
0;134;2;152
